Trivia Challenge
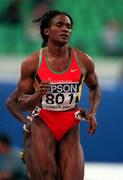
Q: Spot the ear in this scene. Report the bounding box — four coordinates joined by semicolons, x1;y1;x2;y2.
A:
44;28;49;36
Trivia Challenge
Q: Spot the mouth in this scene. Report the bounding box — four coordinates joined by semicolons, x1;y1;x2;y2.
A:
59;34;69;39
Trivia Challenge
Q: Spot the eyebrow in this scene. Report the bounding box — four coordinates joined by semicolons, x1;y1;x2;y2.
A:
56;21;71;25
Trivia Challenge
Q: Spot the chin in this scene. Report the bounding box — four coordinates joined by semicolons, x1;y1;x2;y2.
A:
57;39;69;46
53;38;69;46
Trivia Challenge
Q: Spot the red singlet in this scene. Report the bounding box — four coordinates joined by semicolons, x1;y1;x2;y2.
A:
33;47;86;141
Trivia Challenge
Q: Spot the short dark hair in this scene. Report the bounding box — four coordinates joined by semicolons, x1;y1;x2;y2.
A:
32;10;73;45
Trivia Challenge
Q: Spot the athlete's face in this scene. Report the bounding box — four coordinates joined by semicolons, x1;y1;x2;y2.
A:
47;14;72;45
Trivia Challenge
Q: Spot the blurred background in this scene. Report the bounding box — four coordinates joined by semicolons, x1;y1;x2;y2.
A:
0;0;123;179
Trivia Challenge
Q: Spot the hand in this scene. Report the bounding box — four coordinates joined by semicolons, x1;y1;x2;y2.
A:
25;119;32;132
79;109;97;136
23;116;33;133
37;80;50;97
87;114;97;136
18;81;50;111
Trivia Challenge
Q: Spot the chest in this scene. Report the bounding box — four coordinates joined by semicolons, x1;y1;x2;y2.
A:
47;56;71;72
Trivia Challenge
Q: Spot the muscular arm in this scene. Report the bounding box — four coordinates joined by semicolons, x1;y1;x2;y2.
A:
17;55;40;111
84;65;100;116
76;49;101;115
76;49;101;135
17;53;49;111
6;89;28;124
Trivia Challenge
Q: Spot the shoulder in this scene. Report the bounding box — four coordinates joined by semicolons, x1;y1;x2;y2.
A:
21;51;40;76
74;48;95;73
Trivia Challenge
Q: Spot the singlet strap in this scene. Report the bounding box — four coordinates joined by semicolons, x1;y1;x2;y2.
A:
44;47;72;74
34;48;43;80
73;48;87;77
38;48;43;70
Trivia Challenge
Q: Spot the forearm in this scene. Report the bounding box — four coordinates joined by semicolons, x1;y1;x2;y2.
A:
89;85;101;115
18;92;41;111
6;100;27;124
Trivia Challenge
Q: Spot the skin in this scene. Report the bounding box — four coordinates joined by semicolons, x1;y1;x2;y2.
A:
6;89;59;180
7;14;100;180
6;90;41;179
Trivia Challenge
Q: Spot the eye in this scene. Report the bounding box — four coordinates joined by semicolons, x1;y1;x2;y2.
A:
56;22;62;27
67;24;72;29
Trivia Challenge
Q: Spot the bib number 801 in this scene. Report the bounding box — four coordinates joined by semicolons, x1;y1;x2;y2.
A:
45;93;74;104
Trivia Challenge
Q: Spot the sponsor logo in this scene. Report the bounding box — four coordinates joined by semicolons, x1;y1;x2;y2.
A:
48;83;79;93
71;69;77;72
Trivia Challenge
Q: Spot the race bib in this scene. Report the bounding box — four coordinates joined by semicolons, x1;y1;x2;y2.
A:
42;82;80;111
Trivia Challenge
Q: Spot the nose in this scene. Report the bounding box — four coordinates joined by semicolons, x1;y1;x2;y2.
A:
62;25;69;32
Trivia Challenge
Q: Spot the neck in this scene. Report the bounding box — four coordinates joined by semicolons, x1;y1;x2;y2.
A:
47;42;69;58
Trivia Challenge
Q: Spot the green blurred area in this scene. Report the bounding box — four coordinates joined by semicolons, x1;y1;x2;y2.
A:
0;0;123;57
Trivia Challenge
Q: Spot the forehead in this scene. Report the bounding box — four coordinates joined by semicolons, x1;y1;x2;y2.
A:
51;14;71;24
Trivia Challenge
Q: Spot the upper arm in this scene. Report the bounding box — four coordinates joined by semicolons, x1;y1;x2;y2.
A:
83;56;99;90
85;70;99;90
75;49;99;90
17;56;37;96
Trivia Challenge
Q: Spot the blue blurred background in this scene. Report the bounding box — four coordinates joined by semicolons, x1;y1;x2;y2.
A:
0;0;123;179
